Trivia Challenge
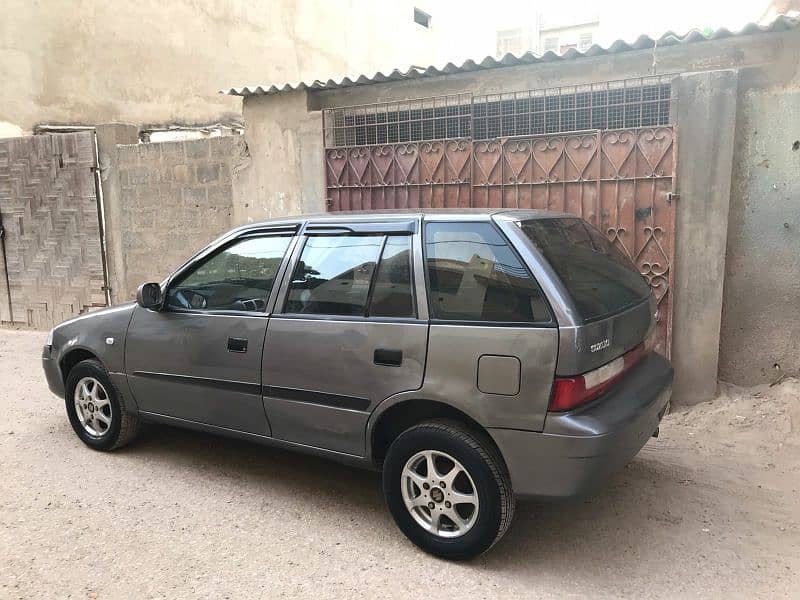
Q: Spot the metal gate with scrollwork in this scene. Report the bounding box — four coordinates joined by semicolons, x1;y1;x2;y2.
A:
323;77;677;356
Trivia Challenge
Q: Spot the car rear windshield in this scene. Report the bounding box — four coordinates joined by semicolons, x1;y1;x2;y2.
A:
520;218;651;323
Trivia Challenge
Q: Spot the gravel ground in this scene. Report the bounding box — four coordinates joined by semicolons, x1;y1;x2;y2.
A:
1;328;799;599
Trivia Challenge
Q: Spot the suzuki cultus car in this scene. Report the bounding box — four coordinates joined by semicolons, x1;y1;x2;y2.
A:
43;210;673;560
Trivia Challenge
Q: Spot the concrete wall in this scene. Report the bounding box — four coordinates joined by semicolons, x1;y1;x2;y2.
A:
235;28;800;401
670;70;738;401
233;93;324;224
719;62;800;385
102;136;245;302
1;0;446;134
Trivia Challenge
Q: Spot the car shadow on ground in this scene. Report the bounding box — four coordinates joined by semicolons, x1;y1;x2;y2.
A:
125;422;697;574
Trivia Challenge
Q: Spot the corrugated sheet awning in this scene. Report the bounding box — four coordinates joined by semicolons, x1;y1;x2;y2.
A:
221;16;799;97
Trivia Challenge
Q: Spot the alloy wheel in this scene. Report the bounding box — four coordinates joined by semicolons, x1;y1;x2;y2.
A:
73;377;113;437
401;450;479;538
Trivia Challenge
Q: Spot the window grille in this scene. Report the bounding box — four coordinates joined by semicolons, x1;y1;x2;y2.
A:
324;94;472;148
322;75;674;148
472;75;673;138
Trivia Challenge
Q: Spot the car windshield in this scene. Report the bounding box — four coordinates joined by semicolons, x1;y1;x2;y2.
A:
519;218;651;323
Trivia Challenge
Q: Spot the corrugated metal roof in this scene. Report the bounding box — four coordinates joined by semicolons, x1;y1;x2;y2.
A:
222;16;799;97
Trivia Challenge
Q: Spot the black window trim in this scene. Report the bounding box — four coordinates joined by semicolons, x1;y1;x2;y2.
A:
362;235;388;317
421;219;556;328
365;234;418;319
163;231;296;317
304;220;417;235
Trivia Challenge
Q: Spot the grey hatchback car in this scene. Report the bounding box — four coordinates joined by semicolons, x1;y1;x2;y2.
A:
42;209;672;559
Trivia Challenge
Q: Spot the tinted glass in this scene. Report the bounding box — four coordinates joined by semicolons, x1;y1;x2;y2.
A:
166;235;291;311
369;236;414;318
285;235;382;316
520;218;651;322
425;222;551;323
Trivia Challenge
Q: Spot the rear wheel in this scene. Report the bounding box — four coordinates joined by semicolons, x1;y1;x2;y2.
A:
65;359;140;451
382;420;514;560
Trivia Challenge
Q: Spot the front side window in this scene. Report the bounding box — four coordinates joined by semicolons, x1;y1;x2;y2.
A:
166;235;292;311
285;235;383;316
425;222;551;323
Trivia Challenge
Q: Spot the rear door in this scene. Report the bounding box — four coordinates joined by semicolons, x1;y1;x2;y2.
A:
261;220;427;456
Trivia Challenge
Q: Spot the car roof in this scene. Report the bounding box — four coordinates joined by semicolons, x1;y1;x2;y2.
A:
234;208;570;232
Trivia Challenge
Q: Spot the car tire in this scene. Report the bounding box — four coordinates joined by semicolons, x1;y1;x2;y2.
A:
382;420;515;560
65;359;140;451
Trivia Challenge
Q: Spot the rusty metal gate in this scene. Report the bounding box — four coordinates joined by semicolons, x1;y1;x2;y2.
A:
323;77;677;356
0;132;108;328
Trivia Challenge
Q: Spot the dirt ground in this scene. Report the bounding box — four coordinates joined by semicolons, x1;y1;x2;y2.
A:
0;328;798;599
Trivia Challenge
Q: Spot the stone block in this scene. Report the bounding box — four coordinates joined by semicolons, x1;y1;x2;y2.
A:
196;163;221;183
172;164;191;184
182;186;207;206
160;141;186;163
185;140;210;159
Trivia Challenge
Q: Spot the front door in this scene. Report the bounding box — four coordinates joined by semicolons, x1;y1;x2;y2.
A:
262;225;428;456
126;233;294;434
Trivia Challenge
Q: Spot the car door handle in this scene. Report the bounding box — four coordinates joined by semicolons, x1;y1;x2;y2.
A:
227;337;248;353
374;348;402;367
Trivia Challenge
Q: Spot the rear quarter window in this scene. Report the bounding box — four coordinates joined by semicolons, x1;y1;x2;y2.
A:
424;222;552;324
520;218;651;323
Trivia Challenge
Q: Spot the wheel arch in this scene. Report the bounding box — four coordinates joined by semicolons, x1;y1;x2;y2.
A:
368;397;503;468
59;347;101;383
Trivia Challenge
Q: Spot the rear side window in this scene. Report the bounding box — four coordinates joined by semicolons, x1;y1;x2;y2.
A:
284;234;415;318
520;218;651;322
285;235;382;316
424;222;551;323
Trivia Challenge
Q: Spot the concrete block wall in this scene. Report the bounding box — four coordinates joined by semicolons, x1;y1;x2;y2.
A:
104;136;245;301
719;61;800;386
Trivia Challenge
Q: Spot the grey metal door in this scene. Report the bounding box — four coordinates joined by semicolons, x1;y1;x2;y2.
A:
125;233;295;434
262;223;428;456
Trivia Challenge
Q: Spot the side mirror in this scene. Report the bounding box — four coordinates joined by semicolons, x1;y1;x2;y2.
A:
136;282;163;309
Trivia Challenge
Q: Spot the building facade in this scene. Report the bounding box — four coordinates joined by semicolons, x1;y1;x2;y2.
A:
0;0;443;136
223;19;800;400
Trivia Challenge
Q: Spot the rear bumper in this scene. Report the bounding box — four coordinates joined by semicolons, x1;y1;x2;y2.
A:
489;353;673;499
42;345;65;398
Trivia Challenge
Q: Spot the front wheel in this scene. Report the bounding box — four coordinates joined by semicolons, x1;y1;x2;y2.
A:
65;359;140;451
382;421;515;560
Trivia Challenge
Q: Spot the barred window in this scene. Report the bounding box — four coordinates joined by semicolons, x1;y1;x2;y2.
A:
323;76;674;148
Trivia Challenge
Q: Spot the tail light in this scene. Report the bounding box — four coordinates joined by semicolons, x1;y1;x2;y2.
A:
549;343;648;412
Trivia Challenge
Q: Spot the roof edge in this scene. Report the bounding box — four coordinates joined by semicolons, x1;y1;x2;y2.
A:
220;15;799;98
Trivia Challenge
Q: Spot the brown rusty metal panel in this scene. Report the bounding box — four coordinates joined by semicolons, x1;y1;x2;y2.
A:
323;118;677;357
597;126;676;357
0;132;106;328
325;139;472;211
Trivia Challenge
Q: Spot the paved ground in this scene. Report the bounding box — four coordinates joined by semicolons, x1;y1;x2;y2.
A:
1;328;798;599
